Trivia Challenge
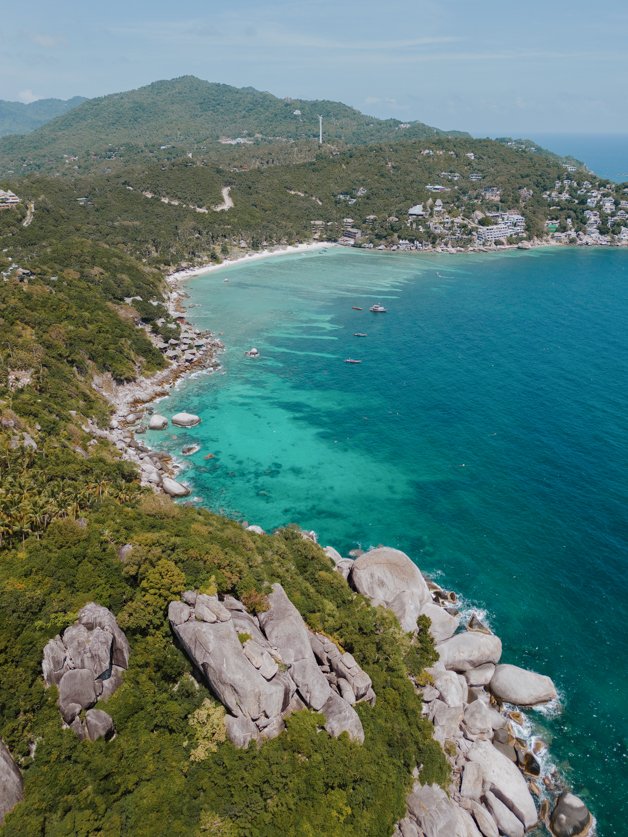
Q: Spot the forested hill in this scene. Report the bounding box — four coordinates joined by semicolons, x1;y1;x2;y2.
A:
0;97;86;138
0;76;466;174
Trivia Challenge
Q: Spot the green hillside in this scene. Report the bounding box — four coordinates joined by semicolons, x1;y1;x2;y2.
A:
0;179;448;834
0;76;465;175
0;97;86;138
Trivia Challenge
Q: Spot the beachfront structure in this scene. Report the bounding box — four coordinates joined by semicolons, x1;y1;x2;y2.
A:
0;190;20;207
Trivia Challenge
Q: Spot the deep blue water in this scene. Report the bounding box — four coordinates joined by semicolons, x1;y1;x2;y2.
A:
530;134;628;183
148;247;628;835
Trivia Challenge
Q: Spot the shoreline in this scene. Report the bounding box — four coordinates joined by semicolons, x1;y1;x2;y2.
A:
167;241;338;284
97;236;627;493
88;239;597;833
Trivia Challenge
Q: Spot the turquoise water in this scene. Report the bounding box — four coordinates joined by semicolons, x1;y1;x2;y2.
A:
148;247;628;835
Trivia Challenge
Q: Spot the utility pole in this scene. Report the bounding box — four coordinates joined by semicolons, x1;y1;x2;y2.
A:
319;115;323;145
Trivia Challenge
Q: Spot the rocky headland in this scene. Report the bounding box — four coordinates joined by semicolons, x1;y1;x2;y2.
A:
323;542;594;837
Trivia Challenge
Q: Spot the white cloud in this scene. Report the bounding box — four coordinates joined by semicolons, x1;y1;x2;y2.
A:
31;33;65;49
18;89;41;103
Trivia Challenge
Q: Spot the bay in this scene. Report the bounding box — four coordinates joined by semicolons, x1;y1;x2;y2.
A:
148;246;628;835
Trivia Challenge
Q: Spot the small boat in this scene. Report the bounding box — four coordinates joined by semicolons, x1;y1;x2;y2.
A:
370;303;387;313
245;347;260;358
353;333;368;337
344;358;362;364
352;306;363;310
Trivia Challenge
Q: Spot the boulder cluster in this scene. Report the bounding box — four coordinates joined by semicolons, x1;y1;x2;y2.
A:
168;583;375;748
326;544;593;837
42;603;129;741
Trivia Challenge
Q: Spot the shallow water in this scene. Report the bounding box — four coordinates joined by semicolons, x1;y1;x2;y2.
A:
148;246;628;835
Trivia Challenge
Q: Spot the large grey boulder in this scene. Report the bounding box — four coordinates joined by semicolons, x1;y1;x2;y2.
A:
85;709;115;742
466;740;537;830
489;663;557;706
78;603;130;669
58;669;97;722
148;414;168;430
0;741;23;825
349;547;430;632
171;412;201;427
430;701;464;744
460;761;484;800
170;601;286;721
459;798;499;837
406;783;473;837
162;476;191;497
320;691;364;743
43;604;129;739
464;663;496;687
258;584;332;711
436;632;502;672
483;790;525;837
420;602;460;642
323;546;344;566
550;792;593;837
432;669;466;708
463;701;505;738
224;715;259;749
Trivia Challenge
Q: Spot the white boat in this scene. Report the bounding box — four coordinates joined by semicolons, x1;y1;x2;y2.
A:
370;303;387;313
245;347;260;358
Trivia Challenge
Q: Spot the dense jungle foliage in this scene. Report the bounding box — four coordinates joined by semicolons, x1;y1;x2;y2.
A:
0;131;454;833
0;76;464;176
0;79;615;834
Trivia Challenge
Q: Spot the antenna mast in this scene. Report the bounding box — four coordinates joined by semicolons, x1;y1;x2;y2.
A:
319;115;323;145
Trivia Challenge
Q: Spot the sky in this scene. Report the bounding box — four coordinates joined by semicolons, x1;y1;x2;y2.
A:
1;0;627;135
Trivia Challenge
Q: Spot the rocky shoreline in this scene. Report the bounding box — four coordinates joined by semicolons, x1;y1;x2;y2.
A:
86;247;597;835
323;542;595;837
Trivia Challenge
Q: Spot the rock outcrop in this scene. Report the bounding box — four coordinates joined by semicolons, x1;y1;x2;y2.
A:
42;603;129;740
550;792;593;837
148;414;168;430
161;476;191;497
436;632;502;672
489;663;557;707
325;541;581;837
349;547;431;631
0;741;23;825
394;782;481;837
171;412;200;427
169;584;374;748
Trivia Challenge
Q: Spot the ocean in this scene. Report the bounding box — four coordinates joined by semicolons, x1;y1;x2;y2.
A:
530;134;628;184
147;246;628;835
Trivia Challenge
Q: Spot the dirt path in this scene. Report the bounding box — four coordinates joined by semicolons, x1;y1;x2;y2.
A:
22;201;34;227
213;186;234;212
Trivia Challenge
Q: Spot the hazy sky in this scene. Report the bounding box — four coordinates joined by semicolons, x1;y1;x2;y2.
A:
2;0;627;135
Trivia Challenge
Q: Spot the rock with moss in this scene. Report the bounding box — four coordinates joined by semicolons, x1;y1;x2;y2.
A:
42;603;129;740
169;585;369;746
349;547;431;632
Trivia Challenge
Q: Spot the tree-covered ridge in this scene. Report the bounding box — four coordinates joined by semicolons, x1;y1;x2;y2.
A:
1;134;598;269
0;472;448;834
0;97;86;139
0;76;465;176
